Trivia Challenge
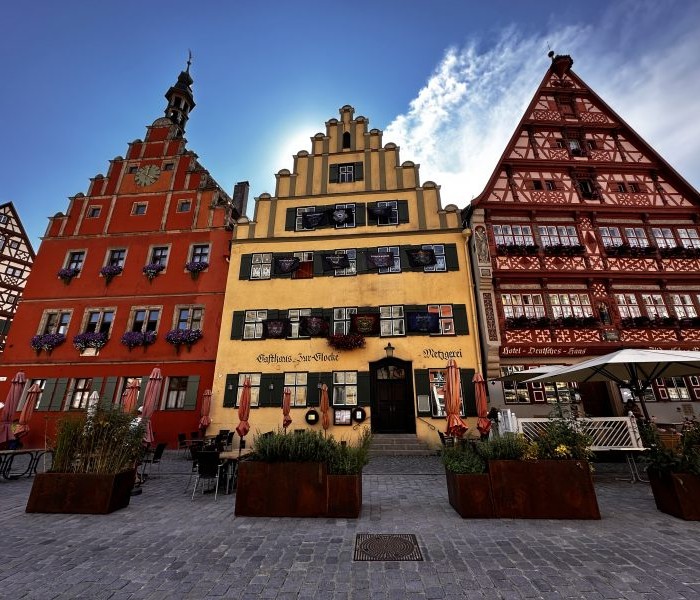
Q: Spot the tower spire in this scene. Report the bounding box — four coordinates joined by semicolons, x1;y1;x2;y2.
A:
164;54;196;137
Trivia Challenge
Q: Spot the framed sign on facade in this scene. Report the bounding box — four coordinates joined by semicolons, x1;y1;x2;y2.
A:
334;408;352;426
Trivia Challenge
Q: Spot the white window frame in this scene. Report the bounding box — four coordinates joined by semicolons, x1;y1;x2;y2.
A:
332;371;358;406
671;294;697;319
549;294;593;318
165;376;188;409
422;244;446;272
641;294;669;319
237;373;261;407
288;308;311;339
333;307;357;335
624;228;650;248
537;225;579;247
333;249;357;277
284;372;308;407
380;305;405;337
615;294;642;319
131;307;161;332
678;228;700;249
41;310;72;335
334;203;356;229
376;200;399;226
652;227;677;249
493;225;534;246
190;244;210;263
243;310;267;340
250;253;272;280
501;294;545;319
599;226;622;247
174;305;203;330
377;246;401;274
427;304;455;336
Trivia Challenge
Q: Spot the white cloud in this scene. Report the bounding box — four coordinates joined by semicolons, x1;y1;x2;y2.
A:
385;1;700;208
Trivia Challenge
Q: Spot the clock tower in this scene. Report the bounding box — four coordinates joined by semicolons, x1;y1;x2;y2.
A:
164;54;195;137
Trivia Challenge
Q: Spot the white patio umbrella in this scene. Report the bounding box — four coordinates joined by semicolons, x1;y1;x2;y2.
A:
526;349;700;422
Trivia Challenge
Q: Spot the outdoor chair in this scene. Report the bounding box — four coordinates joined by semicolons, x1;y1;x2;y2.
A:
177;433;188;457
225;431;234;450
190;451;223;501
218;429;230;439
140;442;167;480
184;441;204;492
190;431;200;441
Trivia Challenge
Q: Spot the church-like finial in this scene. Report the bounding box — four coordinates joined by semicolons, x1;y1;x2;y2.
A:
186;49;193;74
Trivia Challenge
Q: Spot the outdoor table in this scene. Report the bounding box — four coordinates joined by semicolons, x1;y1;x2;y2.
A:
0;449;54;480
219;448;253;494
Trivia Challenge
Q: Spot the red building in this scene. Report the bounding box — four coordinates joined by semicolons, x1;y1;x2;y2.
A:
0;64;244;449
467;53;700;422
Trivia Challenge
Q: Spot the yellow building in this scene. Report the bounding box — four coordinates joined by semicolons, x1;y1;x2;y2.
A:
210;105;482;448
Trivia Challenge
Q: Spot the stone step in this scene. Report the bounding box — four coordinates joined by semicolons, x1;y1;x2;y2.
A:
369;433;434;456
369;448;436;456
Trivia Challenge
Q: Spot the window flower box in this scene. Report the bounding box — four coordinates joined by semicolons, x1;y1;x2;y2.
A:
680;317;700;329
72;331;108;352
543;244;586;257
99;264;123;283
120;330;157;349
553;316;601;329
496;244;539;257
505;316;551;329
30;333;66;354
57;267;80;283
327;333;366;351
165;328;202;350
142;262;165;281
185;260;209;279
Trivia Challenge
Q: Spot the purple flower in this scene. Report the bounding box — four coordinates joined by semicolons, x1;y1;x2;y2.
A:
120;330;158;349
142;263;165;280
30;333;67;352
57;267;80;282
73;331;108;352
165;328;203;347
185;260;209;274
100;264;123;280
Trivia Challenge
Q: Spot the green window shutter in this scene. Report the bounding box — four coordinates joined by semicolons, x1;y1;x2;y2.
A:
183;375;200;410
90;378;103;404
445;244;459;271
49;378;69;411
354;162;364;181
356;248;368;273
137;376;149;407
357;371;370;407
231;311;245;340
461;368;477;417
307;372;320;406
100;377;118;409
239;254;253;279
285;207;297;231
313;252;325;276
366;202;378;223
259;374;275;407
329;164;339;183
36;378;57;412
223;374;238;407
354;203;366;226
453;304;469;335
414;370;431;416
397;200;409;223
399;246;412;270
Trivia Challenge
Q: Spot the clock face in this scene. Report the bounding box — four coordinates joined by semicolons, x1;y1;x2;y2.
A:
134;165;161;186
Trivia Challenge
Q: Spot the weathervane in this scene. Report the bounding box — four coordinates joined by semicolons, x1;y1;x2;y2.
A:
186;49;193;72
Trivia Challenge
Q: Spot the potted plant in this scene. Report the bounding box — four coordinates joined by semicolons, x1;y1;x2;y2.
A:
185;260;209;279
442;442;494;518
641;421;700;520
235;428;371;518
120;330;157;350
30;332;66;355
100;264;123;284
72;331;108;353
327;333;366;351
165;328;202;351
142;262;165;281
26;408;144;514
57;267;80;284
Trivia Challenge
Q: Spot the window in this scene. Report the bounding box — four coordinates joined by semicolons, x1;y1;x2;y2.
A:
132;308;160;332
165;376;188;409
377;246;401;274
237;373;261;407
333;249;356;276
599;226;622;247
295;206;316;231
501;294;545;319
150;246;169;266
671;294;697;319
250;253;272;280
87;206;101;218
615;182;627;193
177;200;191;212
624;228;650;248
342;132;351;149
128;166;138;174
537;225;579;247
501;367;531;404
651;227;676;249
0;214;8;224
6;266;24;278
332;371;357;406
549;294;593;318
422;244;446;272
333;203;355;228
292;252;314;279
659;378;691;401
19;379;46;410
42;310;71;334
85;310;115;335
339;164;354;183
545;180;557;191
493;225;534;246
288;309;311;338
678;228;700;249
629;182;640;193
641;294;668;318
67;251;85;271
586;140;597;151
107;248;126;267
376;201;399;226
380;305;405;336
243;310;267;339
284;372;308;407
164;162;175;171
333;307;357;335
567;139;583;156
544;381;576;405
132;203;147;215
530;180;543;190
615;294;642;318
69;378;93;410
190;244;210;263
427;304;455;335
578;179;596;199
9;239;19;249
176;306;203;330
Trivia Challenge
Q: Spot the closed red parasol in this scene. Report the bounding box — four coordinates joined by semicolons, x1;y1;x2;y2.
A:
141;368;163;445
235;377;251;438
473;372;491;438
0;372;26;446
320;383;330;431
199;389;212;430
282;387;292;430
121;379;140;414
444;360;468;438
14;382;40;441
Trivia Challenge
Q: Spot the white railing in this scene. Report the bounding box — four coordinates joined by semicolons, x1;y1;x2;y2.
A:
516;416;644;451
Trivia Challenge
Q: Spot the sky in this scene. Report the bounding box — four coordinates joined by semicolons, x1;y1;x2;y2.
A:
3;0;700;251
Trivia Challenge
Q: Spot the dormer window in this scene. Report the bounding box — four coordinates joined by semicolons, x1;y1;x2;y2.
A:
342;132;351;149
329;162;364;184
567;139;583;156
578;179;596;200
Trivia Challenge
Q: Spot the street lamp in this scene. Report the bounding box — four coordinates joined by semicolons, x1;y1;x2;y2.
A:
268;382;274;405
384;342;395;358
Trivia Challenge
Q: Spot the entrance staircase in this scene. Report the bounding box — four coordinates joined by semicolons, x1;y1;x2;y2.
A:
369;433;435;456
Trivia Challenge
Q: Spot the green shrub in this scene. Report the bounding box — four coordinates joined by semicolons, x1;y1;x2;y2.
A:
51;408;145;475
327;428;372;475
534;417;593;461
476;433;531;461
641;421;700;475
442;444;486;474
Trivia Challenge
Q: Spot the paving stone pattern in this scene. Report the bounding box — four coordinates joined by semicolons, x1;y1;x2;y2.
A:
2;452;700;599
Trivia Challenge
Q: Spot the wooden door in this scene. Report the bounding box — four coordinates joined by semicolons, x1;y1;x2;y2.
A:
370;358;415;433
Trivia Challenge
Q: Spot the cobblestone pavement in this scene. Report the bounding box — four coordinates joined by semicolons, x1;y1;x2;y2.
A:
2;452;700;600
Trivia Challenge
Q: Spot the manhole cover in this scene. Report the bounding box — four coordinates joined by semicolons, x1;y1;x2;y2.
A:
354;533;423;561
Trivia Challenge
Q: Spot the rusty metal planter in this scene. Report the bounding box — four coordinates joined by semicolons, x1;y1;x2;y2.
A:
235;461;328;517
648;469;700;520
25;469;136;514
445;469;495;518
327;473;362;518
488;460;600;519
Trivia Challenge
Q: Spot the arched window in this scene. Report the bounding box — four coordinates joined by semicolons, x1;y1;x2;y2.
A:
342;132;351;149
